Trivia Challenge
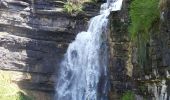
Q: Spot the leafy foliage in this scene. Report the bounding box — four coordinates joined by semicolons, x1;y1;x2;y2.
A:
121;91;135;100
0;70;33;100
64;0;96;13
129;0;159;67
64;2;83;13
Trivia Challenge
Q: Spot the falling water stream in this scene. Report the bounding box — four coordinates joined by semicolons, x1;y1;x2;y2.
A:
55;0;123;100
54;0;170;100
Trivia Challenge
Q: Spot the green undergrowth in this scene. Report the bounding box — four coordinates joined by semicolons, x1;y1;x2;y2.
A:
64;2;83;13
121;91;135;100
129;0;160;67
0;70;33;100
64;0;96;13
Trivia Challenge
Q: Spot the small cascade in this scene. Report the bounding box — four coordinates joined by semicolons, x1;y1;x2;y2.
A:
145;72;168;100
55;0;123;100
147;80;167;100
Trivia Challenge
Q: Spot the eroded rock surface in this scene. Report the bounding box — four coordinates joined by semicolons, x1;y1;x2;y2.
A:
0;0;100;99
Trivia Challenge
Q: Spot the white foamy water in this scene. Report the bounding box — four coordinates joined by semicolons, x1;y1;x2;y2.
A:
55;0;123;100
148;80;167;100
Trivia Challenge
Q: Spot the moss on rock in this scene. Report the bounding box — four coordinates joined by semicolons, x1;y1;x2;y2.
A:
121;91;135;100
129;0;160;67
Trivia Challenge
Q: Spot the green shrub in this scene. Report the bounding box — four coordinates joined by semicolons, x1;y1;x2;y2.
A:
122;91;135;100
64;2;83;13
17;92;33;100
63;0;96;13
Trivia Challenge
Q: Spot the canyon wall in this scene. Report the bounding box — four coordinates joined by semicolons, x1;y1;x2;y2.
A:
109;0;170;99
109;0;132;99
0;0;170;100
0;0;100;99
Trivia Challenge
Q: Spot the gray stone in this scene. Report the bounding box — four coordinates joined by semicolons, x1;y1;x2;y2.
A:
0;0;100;99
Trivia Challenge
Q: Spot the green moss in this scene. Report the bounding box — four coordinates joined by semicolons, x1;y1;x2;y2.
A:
121;91;135;100
129;0;160;67
129;0;159;40
139;85;146;92
17;92;34;100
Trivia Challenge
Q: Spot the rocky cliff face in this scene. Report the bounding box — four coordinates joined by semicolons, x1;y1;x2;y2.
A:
131;0;170;99
109;0;170;99
1;0;170;100
108;0;132;99
0;0;100;99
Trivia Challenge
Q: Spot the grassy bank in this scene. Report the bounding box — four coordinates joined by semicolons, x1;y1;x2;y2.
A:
0;70;33;100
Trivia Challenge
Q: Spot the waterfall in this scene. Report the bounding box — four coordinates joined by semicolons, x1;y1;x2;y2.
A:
55;0;123;100
147;80;167;100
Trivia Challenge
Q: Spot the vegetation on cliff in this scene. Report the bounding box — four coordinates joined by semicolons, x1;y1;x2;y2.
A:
64;2;83;13
0;70;33;100
121;91;135;100
64;0;96;13
129;0;160;67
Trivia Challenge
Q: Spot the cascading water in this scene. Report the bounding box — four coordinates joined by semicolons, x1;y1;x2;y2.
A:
147;79;168;100
145;70;169;100
55;0;123;100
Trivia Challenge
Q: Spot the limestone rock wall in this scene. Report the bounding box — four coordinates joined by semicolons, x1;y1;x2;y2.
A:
0;0;100;99
109;0;170;99
1;0;170;100
108;0;132;99
130;1;170;99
